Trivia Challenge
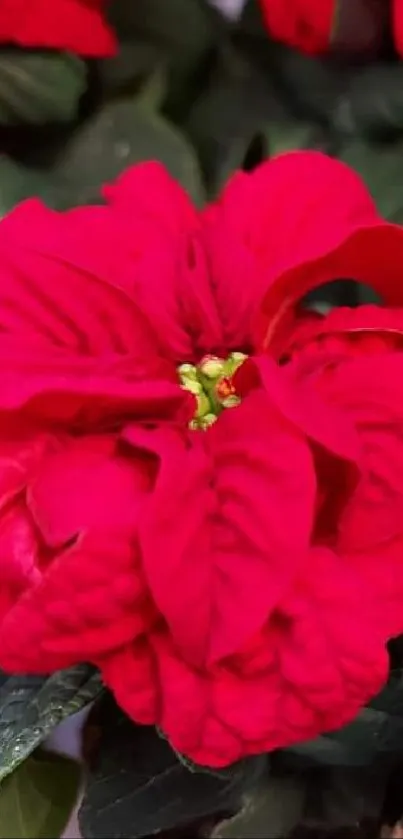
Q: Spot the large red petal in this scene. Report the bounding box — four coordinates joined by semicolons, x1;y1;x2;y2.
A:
0;189;167;359
2;163;222;366
394;0;403;57
102;164;223;362
277;304;403;371
0;503;40;618
0;0;116;56
0;421;52;618
234;354;362;469
101;546;388;767
99;640;159;726
287;308;403;640
0;171;196;427
0;340;193;429
0;437;157;672
123;392;317;669
205;152;403;355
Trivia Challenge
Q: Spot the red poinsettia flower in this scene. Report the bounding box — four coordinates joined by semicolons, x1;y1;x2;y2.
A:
258;0;389;57
0;152;403;768
0;0;116;56
258;0;335;54
394;0;403;57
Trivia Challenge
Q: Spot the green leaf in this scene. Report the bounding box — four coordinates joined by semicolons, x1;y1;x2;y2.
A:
0;752;80;839
266;120;330;157
273;765;386;837
285;670;403;767
187;45;330;196
332;64;403;140
136;66;170;112
109;0;220;55
266;43;350;124
0;49;87;125
186;46;285;194
79;695;266;839
0;666;102;781
234;2;350;125
96;40;162;98
339;138;403;222
0;156;51;218
49;95;205;208
210;775;305;838
104;0;225;118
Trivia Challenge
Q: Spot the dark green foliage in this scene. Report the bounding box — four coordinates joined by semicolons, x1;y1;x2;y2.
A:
79;695;267;839
0;666;101;781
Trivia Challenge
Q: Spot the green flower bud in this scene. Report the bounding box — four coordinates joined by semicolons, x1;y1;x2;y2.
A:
178;363;198;386
199;355;225;379
200;413;217;429
221;395;241;409
178;350;248;429
182;378;203;396
195;391;212;419
230;352;248;364
227;352;248;377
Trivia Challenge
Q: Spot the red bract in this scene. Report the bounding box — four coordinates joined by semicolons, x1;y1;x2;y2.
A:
102;166;224;363
0;0;116;56
394;0;403;56
265;306;403;646
207;151;403;356
258;0;335;54
1;152;403;767
258;0;389;58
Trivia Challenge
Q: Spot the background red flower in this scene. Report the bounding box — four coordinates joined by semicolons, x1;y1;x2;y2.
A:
258;0;335;54
0;0;116;56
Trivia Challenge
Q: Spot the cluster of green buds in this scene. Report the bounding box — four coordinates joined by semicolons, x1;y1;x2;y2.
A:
178;352;248;429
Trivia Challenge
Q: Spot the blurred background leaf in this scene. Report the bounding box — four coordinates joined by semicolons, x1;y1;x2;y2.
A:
339;138;403;222
0;752;80;839
104;0;226;120
0;50;87;125
186;42;331;195
210;774;305;838
0;155;51;217
186;44;286;192
47;94;205;208
332;63;403;140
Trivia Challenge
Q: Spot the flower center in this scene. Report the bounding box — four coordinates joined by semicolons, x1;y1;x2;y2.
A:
178;353;247;429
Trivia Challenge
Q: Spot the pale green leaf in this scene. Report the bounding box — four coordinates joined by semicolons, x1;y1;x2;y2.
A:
0;753;80;839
